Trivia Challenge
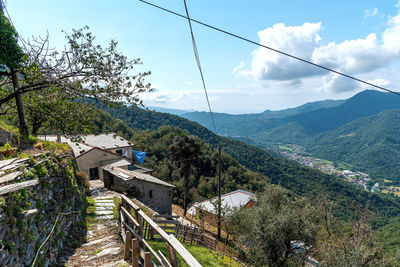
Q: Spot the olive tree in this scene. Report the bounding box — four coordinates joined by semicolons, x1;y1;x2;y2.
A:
228;185;319;267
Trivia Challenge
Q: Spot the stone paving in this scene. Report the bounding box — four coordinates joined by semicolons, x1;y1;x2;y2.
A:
62;180;128;267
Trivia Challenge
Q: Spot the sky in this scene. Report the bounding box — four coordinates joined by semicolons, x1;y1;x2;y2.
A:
5;0;400;114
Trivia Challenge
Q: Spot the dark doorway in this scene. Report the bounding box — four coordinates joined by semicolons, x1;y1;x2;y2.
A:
89;167;99;180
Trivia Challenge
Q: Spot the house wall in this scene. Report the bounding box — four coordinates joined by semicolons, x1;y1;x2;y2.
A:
104;171;173;215
193;200;256;231
77;149;127;180
194;208;227;231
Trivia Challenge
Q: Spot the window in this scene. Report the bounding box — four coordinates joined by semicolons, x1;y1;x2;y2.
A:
149;190;153;199
115;149;122;155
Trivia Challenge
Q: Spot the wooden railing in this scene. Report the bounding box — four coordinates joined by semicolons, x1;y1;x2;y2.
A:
119;194;202;267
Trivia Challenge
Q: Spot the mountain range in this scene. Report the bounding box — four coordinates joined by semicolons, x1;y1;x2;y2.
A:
101;101;400;226
181;90;400;182
181;90;400;142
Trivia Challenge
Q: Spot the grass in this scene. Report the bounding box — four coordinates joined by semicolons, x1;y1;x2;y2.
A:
113;196;121;219
40;140;70;154
148;240;242;267
93;248;103;255
85;196;96;227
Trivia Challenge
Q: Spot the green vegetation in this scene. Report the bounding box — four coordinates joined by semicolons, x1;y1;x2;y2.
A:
229;185;319;267
169;133;203;215
102;105;400;227
375;217;400;258
307;109;400;183
148;240;242;267
129;126;268;206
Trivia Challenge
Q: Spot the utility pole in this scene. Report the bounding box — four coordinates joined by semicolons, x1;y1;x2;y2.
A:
217;144;222;239
0;0;30;138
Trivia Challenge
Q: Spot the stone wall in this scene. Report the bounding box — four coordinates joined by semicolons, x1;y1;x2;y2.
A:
106;172;173;215
0;153;87;266
77;148;126;180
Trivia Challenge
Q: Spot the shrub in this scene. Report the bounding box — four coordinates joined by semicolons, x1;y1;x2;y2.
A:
76;171;90;195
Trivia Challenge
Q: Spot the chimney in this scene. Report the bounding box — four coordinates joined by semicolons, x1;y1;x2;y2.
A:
113;133;116;139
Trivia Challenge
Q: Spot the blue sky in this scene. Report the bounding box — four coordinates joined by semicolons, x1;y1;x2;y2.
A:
5;0;400;113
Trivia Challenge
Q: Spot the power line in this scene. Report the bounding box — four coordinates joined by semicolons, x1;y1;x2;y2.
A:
182;0;218;135
137;0;400;97
181;0;222;239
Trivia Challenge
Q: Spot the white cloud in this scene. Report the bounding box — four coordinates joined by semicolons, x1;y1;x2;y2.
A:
396;0;400;8
140;91;185;104
364;8;378;18
185;81;193;85
364;78;390;88
322;74;357;92
237;9;400;92
240;22;325;81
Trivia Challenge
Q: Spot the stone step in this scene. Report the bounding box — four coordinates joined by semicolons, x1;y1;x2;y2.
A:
95;206;113;211
96;215;114;220
94;203;115;207
94;200;114;204
98;260;126;267
0;158;18;169
1;164;22;172
82;235;114;247
85;247;121;262
0;180;39;196
0;171;22;185
93;196;114;200
95;210;114;215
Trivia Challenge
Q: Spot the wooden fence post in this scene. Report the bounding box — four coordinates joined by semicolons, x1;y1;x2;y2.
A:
144;252;154;267
132;238;139;267
124;231;132;261
167;243;177;267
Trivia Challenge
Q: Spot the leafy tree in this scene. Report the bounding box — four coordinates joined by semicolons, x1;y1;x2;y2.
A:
0;12;28;136
24;88;98;136
228;185;319;267
0;13;24;69
169;133;202;216
0;25;152;137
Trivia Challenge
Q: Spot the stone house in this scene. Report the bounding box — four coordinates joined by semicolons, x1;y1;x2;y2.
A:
102;166;175;215
38;133;175;214
188;189;256;230
39;134;135;180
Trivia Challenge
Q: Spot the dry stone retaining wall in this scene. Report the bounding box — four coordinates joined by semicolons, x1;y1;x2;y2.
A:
0;152;87;266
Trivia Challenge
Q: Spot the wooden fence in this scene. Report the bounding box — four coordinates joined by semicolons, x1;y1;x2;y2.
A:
175;224;217;251
119;195;202;267
153;214;180;240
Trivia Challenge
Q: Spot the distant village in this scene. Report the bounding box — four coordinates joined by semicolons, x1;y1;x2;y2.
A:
279;144;400;197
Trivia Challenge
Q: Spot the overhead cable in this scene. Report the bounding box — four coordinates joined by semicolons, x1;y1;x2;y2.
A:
138;0;400;97
182;0;218;134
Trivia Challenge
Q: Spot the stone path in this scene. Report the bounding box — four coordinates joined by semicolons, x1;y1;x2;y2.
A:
62;180;128;267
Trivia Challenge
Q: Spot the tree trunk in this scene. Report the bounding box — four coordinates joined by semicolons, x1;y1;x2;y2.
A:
183;172;189;217
11;69;29;137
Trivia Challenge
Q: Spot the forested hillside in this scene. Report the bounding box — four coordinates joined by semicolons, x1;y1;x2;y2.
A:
306;109;400;182
101;106;400;226
183;90;400;145
128;126;268;206
182;99;344;135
